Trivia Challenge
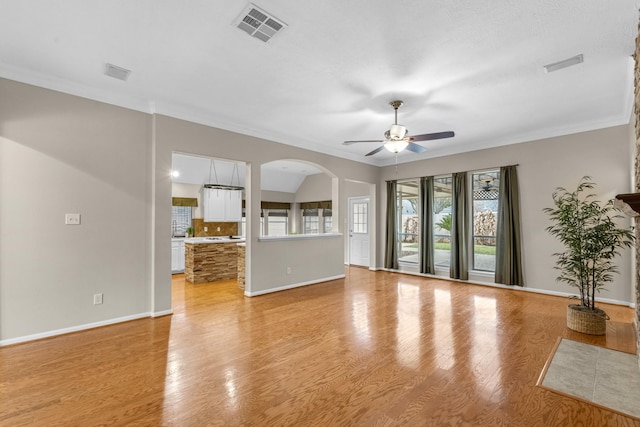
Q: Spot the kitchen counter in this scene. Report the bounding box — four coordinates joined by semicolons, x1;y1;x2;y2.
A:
184;238;245;283
185;236;245;244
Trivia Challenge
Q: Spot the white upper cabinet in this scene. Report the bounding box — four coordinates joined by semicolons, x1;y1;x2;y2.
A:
224;189;242;221
203;188;242;222
203;188;225;221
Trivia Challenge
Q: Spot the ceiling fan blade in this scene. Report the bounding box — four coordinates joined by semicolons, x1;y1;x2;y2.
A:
365;145;386;156
405;142;426;154
343;140;385;145
407;131;455;142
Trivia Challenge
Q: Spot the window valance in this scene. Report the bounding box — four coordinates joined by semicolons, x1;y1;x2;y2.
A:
300;200;332;210
262;201;291;210
241;201;292;210
172;197;198;207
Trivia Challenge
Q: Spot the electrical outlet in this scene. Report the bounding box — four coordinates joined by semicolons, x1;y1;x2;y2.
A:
217;227;221;232
93;293;103;305
286;267;292;275
65;213;81;225
204;226;208;232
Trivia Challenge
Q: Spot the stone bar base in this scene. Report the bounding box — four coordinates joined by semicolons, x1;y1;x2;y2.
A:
185;242;238;284
237;244;246;290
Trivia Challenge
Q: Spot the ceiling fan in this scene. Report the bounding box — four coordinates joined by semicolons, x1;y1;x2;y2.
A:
343;100;455;156
479;177;495;191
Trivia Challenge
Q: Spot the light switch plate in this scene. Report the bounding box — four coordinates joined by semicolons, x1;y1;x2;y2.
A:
65;213;81;225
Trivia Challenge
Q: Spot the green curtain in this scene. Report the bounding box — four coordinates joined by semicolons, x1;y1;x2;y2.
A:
172;197;198;207
261;201;292;210
495;165;524;286
419;176;435;274
299;201;331;209
450;172;469;280
384;180;399;269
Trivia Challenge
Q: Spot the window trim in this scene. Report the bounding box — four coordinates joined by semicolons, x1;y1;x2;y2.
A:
432;174;453;271
392;170;501;279
470;169;500;273
396;179;420;265
262;208;289;236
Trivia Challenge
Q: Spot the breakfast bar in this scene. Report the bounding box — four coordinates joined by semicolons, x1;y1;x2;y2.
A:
184;237;245;284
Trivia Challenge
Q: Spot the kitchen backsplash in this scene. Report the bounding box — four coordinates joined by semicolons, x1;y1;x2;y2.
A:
192;218;239;237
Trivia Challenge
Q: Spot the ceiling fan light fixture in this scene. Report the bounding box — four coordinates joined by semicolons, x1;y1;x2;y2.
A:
343;99;455;157
384;140;409;153
389;124;407;140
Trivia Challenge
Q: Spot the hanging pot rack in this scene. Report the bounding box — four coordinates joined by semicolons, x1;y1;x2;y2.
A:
203;159;244;191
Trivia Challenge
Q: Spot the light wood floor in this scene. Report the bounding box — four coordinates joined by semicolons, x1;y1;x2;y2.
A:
1;268;637;426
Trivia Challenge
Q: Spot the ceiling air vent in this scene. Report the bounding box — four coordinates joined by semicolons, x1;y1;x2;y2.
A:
235;4;286;43
104;63;131;81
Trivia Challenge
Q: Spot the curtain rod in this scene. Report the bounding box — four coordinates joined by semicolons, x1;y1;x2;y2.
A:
385;164;519;183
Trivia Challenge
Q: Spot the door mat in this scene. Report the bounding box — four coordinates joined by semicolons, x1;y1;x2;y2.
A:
537;338;640;420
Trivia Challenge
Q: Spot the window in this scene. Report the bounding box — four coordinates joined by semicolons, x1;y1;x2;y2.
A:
351;203;367;234
303;208;320;234
265;209;288;236
388;170;503;275
472;170;500;272
397;180;419;264
433;176;452;268
260;209;289;236
171;206;193;237
322;208;333;233
254;202;291;237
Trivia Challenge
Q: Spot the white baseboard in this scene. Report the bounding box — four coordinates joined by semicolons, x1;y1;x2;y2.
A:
344;263;380;271
245;274;346;297
382;268;636;308
153;309;173;317
0;312;153;347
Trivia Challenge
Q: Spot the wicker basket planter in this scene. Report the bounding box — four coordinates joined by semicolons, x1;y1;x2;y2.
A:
567;304;609;335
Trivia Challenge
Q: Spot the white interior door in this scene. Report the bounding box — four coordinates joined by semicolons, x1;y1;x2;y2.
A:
349;197;370;267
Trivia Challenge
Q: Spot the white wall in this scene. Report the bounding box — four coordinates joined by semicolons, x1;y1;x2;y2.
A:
345;180;371;199
153;115;379;304
1;76;634;345
0;79;152;342
0;78;380;343
261;190;296;234
378;125;635;304
295;174;332;202
261;190;295;203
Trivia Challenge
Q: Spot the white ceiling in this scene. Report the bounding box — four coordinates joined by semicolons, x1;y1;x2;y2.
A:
172;153;322;193
1;1;638;166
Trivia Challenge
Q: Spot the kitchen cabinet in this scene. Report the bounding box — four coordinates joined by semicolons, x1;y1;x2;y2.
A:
203;188;242;222
172;239;185;273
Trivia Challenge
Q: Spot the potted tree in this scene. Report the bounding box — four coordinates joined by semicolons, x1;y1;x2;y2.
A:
544;177;634;335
